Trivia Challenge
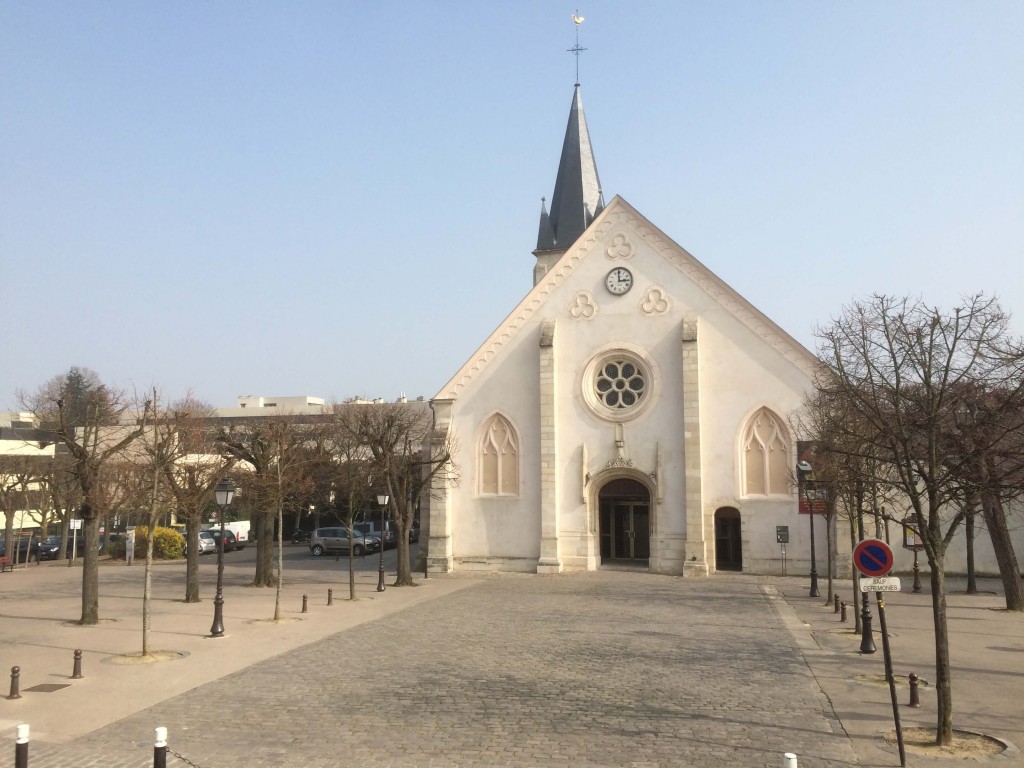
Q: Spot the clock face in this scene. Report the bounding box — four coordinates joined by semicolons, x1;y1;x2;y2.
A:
605;267;633;295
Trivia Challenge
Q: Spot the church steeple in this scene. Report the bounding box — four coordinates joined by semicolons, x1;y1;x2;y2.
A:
533;84;604;282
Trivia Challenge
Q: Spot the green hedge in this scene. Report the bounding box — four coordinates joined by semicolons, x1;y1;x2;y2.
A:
118;526;185;560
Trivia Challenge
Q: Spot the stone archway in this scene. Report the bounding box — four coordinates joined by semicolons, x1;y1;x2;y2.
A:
714;507;742;571
598;478;651;563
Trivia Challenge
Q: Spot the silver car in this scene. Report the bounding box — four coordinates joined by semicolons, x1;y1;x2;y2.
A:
195;530;217;555
309;527;376;557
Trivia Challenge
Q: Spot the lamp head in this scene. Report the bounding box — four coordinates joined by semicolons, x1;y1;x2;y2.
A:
214;477;235;507
377;494;389;507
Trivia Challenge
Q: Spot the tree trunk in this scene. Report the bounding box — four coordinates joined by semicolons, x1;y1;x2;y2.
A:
184;507;201;603
345;498;357;601
142;463;161;656
928;556;954;745
981;495;1024;611
965;510;977;594
272;500;283;620
251;510;276;587
849;511;861;633
58;515;70;560
393;501;416;586
80;507;101;625
824;512;834;607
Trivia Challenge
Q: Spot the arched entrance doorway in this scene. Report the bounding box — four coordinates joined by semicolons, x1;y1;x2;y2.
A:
599;478;651;563
714;507;742;571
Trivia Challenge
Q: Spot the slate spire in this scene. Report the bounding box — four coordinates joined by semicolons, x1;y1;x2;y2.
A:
535;84;604;253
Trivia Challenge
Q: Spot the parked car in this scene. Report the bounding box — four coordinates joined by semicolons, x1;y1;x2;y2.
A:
201;521;248;550
204;528;237;553
189;530;217;555
291;529;312;545
37;536;93;561
354;520;400;549
0;536;38;561
308;527;377;557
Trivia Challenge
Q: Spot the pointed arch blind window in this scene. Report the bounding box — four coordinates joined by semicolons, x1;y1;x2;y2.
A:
480;415;519;496
743;409;790;495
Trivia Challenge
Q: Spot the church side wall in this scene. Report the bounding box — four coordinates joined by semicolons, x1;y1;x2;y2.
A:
442;325;544;572
693;306;813;575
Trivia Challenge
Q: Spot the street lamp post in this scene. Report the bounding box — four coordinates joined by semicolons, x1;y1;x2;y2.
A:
797;460;819;598
210;477;235;638
376;493;388;592
903;513;923;593
856;479;876;653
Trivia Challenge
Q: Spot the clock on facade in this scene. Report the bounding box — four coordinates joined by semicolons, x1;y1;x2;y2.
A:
605;267;633;295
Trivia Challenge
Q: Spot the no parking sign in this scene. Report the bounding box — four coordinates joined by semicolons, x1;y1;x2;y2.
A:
853;538;894;578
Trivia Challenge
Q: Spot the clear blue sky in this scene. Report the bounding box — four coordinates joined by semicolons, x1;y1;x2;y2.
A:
4;2;1022;409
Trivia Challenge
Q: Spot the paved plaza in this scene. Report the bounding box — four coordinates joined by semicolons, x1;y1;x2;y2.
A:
2;553;1022;767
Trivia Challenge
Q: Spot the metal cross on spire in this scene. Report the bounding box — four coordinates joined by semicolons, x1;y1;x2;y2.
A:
568;11;586;86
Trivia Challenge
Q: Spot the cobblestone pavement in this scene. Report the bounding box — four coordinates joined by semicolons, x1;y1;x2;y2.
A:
24;572;857;768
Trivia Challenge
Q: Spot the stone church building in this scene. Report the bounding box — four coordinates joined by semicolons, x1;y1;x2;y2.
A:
425;84;819;576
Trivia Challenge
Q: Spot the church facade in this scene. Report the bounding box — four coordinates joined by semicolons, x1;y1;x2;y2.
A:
425;85;819;577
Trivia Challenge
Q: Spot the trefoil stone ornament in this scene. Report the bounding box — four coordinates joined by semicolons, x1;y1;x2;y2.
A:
605;232;635;260
569;291;598;320
641;286;671;315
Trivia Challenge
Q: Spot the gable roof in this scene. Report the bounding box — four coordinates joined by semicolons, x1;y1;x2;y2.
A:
436;196;819;401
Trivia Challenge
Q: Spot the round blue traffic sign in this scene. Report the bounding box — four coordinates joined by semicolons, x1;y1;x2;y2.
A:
853;538;894;577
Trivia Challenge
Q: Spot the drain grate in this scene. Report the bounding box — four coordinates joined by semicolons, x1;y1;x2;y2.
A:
24;684;71;693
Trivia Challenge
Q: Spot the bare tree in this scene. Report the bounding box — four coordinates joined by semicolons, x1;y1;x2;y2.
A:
135;390;183;657
19;368;152;624
263;417;311;620
321;409;378;599
42;453;80;558
945;386;1024;610
343;402;456;586
1;456;47;564
159;397;232;603
217;415;310;596
812;293;1023;745
217;419;282;588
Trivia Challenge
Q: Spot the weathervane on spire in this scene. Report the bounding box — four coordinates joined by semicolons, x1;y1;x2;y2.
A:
568;11;586;85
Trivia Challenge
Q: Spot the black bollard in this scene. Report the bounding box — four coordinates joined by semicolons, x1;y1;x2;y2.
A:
834;594;840;613
909;673;921;707
15;724;29;768
301;594;308;613
8;666;21;700
840;601;847;623
72;649;83;679
154;726;167;768
327;588;333;606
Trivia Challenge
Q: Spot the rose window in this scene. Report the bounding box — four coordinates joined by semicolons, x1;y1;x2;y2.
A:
595;360;646;410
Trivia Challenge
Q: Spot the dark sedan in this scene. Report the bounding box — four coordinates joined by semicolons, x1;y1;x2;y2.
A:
0;536;37;561
205;528;238;552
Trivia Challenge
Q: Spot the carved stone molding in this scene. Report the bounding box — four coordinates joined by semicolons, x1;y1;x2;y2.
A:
605;456;635;469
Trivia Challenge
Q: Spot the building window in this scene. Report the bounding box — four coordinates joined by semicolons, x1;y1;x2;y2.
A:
742;408;790;495
582;348;655;422
480;414;519;496
595;359;646;410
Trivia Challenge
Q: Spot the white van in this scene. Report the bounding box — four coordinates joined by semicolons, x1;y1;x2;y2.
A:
202;521;250;549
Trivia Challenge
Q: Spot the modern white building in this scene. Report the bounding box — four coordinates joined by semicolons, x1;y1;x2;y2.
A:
215;395;331;418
